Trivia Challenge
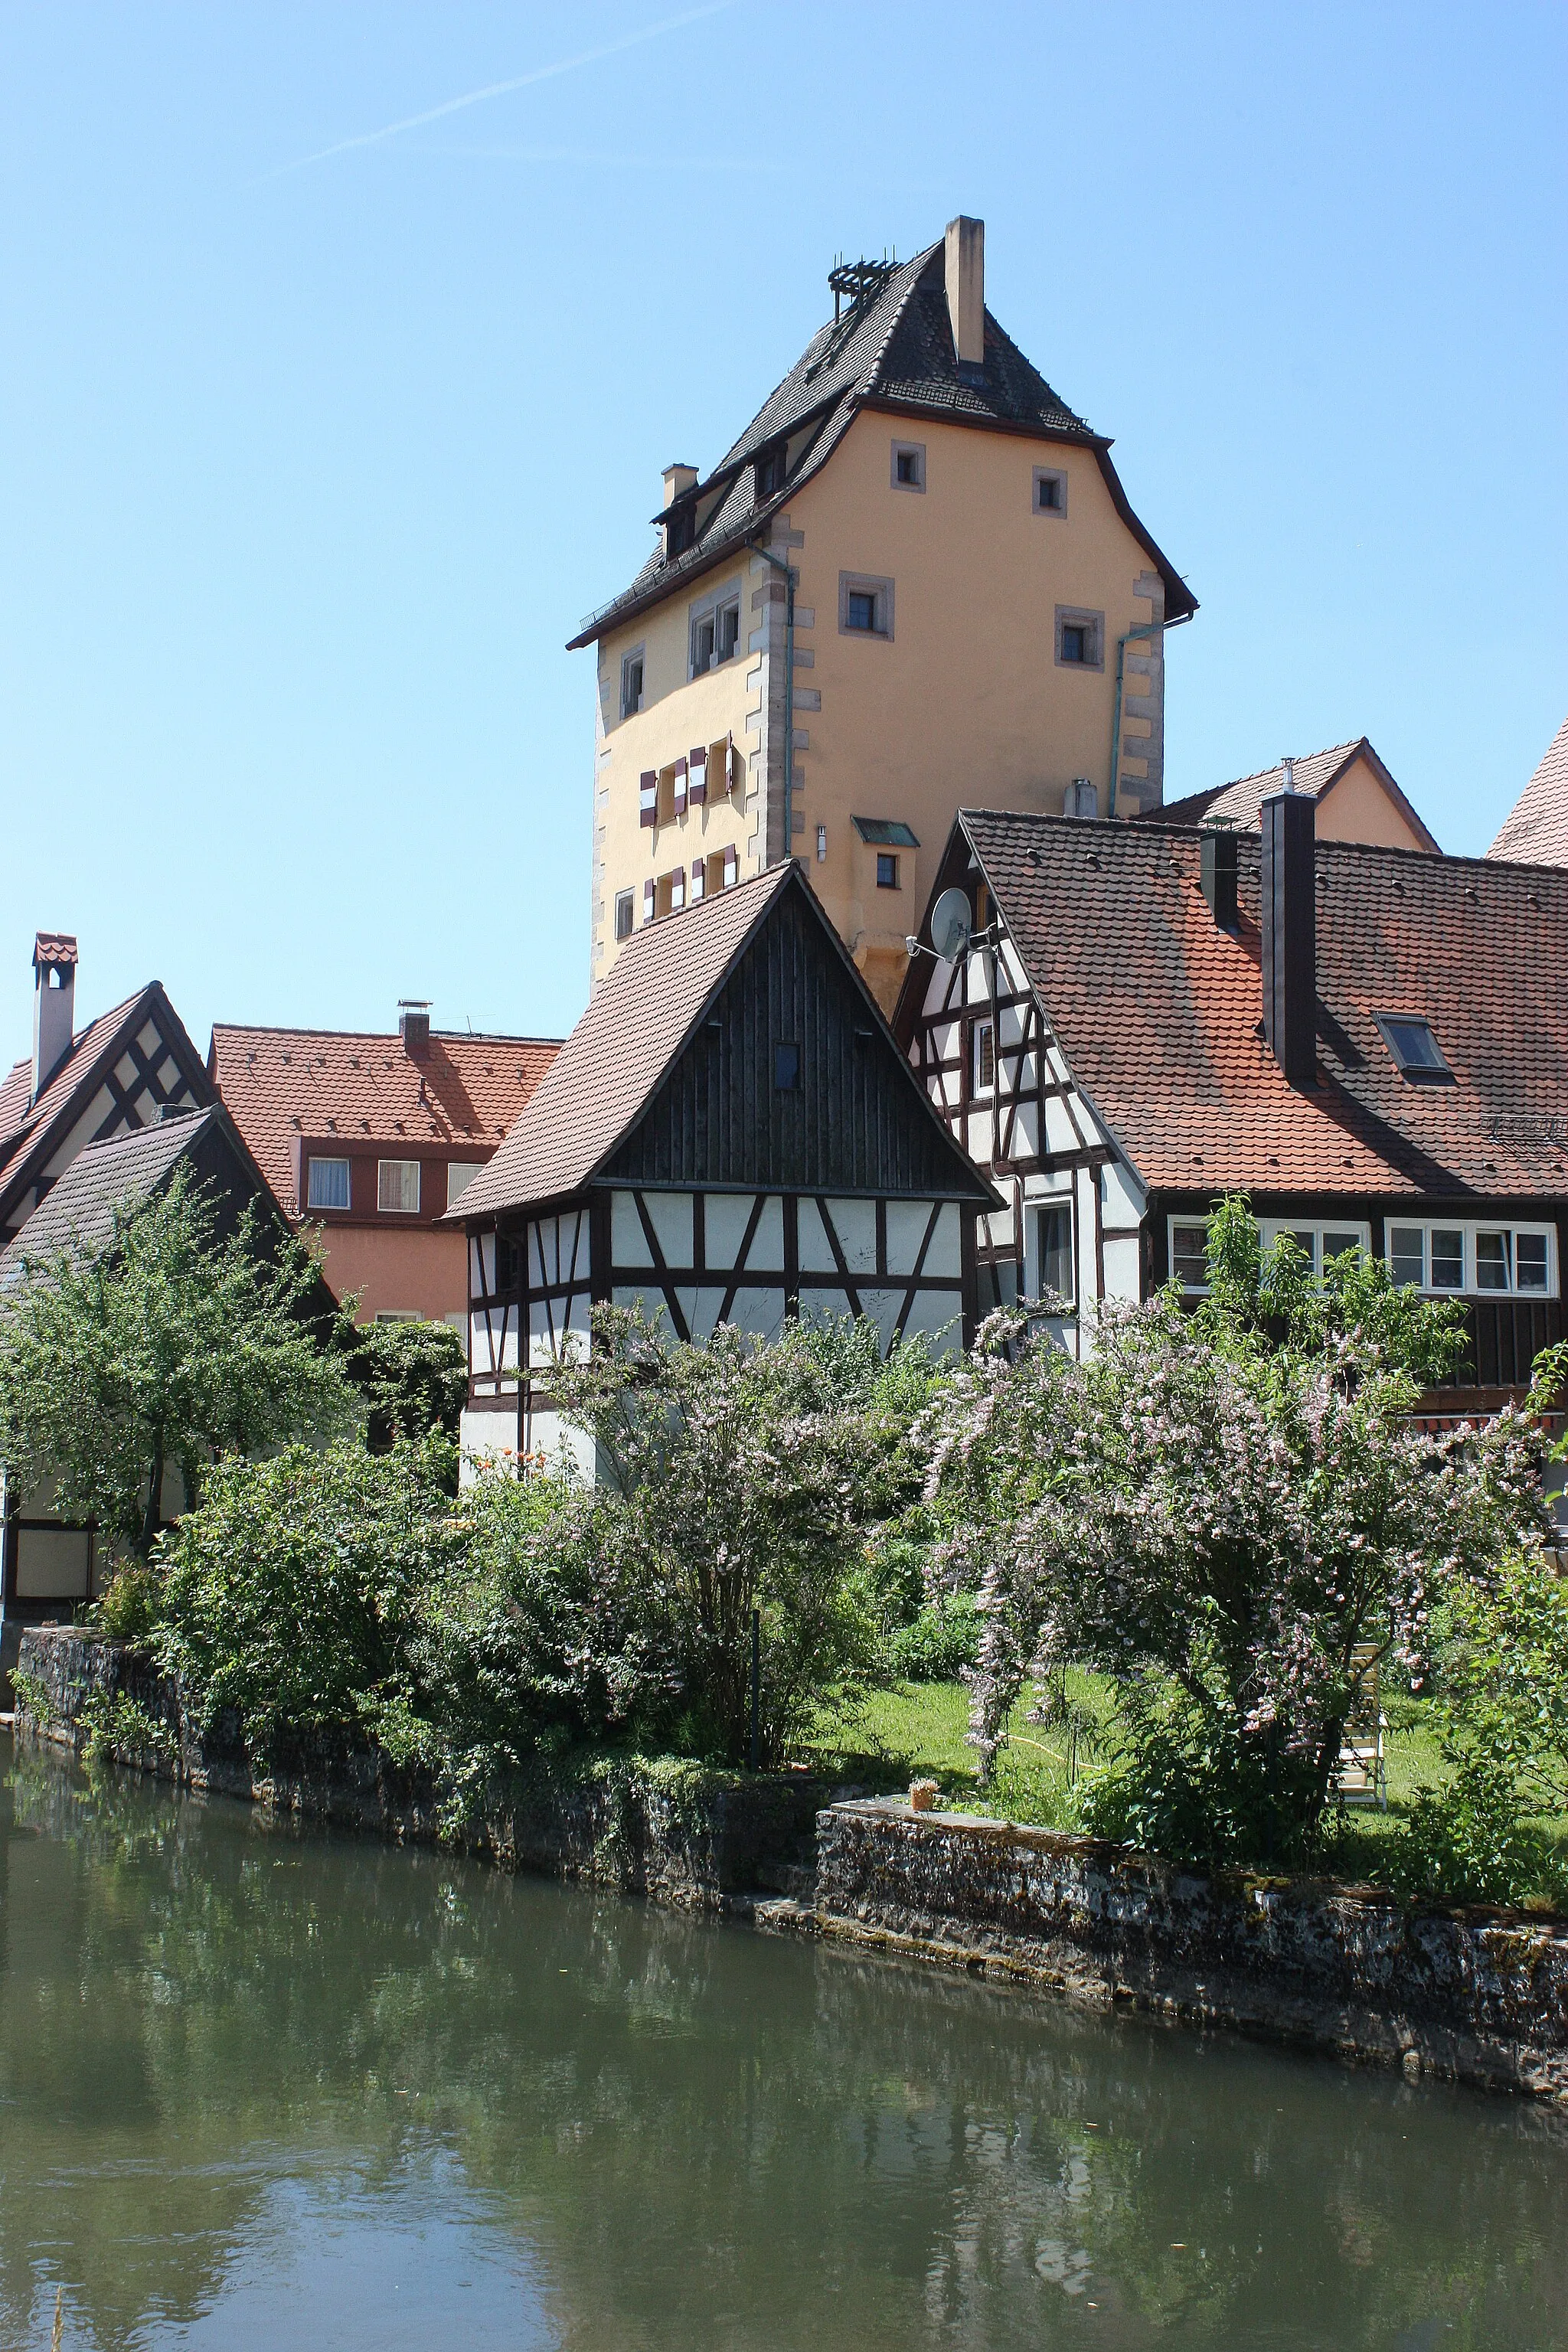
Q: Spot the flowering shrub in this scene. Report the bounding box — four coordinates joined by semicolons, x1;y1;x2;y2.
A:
544;1307;945;1764
922;1198;1551;1864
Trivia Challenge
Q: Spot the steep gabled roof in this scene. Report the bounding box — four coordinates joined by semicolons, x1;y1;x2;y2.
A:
1488;714;1568;867
0;983;214;1232
209;1024;561;1214
914;809;1568;1201
567;239;1194;652
0;1109;222;1277
454;864;995;1220
1154;739;1440;852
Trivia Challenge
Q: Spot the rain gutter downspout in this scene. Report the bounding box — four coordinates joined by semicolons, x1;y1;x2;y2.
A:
1107;609;1193;819
750;533;796;861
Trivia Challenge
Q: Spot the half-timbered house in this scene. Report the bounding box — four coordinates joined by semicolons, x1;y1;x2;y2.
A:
452;862;997;1471
895;801;1568;1501
0;1102;333;1689
0;935;214;1242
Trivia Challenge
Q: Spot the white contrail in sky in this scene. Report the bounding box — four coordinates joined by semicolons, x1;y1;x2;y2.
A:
273;2;731;175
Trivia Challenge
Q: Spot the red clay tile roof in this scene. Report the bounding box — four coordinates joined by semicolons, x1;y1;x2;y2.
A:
959;809;1568;1199
209;1024;562;1216
32;933;78;969
1488;714;1568;867
1154;738;1440;852
456;867;795;1218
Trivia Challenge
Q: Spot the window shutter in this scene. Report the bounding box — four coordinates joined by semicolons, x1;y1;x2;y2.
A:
690;859;705;901
673;756;688;817
709;737;730;800
670;867;686;911
723;844;738;888
642;878;655;922
688;745;707;803
639;770;658;828
727;733;741;795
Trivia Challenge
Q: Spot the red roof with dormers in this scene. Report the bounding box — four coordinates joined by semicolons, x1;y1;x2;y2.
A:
944;811;1568;1200
208;1024;563;1217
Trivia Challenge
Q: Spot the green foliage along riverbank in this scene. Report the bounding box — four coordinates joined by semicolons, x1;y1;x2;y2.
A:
11;1181;1567;1909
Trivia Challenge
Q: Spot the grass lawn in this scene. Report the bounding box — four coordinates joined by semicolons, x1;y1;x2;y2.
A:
808;1677;1568;1896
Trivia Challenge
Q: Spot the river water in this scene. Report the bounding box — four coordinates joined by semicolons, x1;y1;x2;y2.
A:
2;1738;1566;2351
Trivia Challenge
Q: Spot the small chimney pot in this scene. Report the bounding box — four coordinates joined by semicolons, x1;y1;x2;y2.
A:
31;933;78;1105
1259;792;1317;1086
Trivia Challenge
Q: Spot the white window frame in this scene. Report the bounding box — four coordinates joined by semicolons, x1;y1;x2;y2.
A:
373;1309;420;1323
688;584;741;678
1032;1197;1076;1307
446;1161;483;1210
306;1155;351;1212
1383;1219;1557;1298
619;645;645;720
1168;1215;1372;1292
377;1158;421;1214
970;1018;995;1098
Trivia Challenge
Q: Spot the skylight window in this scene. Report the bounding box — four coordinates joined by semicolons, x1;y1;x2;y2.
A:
1374;1014;1453;1084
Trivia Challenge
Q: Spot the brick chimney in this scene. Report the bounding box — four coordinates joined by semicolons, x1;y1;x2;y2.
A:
944;215;985;373
1259;790;1316;1086
31;933;77;1104
399;1000;431;1059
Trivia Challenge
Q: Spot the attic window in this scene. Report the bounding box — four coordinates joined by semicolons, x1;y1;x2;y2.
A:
1375;1014;1453;1084
755;443;788;501
775;1042;800;1092
666;505;696;559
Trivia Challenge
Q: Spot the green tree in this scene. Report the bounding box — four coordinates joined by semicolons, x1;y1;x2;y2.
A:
0;1168;358;1559
338;1315;468;1453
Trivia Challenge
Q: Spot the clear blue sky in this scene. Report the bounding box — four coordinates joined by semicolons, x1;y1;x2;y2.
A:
3;2;1563;1057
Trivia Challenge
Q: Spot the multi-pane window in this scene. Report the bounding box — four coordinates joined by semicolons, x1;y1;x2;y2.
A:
377;1158;421;1214
446;1161;482;1210
1170;1217;1371;1291
619;649;644;720
839;573;894;638
972;1020;995;1095
1055;606;1104;670
848;590;877;632
755;443;788;500
306;1156;350;1210
691;595;740;675
875;852;900;890
1387;1222;1553;1295
1036;1202;1074;1303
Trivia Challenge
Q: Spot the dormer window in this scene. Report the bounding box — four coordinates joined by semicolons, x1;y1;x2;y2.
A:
755;443;788;501
1374;1014;1453;1084
666;504;696;560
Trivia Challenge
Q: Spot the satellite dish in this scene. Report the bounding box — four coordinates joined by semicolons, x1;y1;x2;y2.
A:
929;887;973;963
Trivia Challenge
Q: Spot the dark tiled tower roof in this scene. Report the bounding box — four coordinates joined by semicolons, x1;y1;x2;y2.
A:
569;238;1194;649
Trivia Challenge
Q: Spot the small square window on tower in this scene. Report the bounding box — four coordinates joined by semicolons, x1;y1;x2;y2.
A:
890;440;926;492
1034;468;1067;516
839;572;895;639
614;890;634;941
875;852;900;890
1055;606;1104;670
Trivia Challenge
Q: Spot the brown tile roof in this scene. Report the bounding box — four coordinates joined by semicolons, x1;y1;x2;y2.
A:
0;984;211;1218
456;867;795;1219
1488;714;1568;867
1153;739;1439;851
957;809;1568;1200
209;1024;562;1215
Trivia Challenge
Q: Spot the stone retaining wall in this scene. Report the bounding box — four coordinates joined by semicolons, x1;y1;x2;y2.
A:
11;1625;827;1909
782;1797;1568;2102
15;1626;1568;2102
